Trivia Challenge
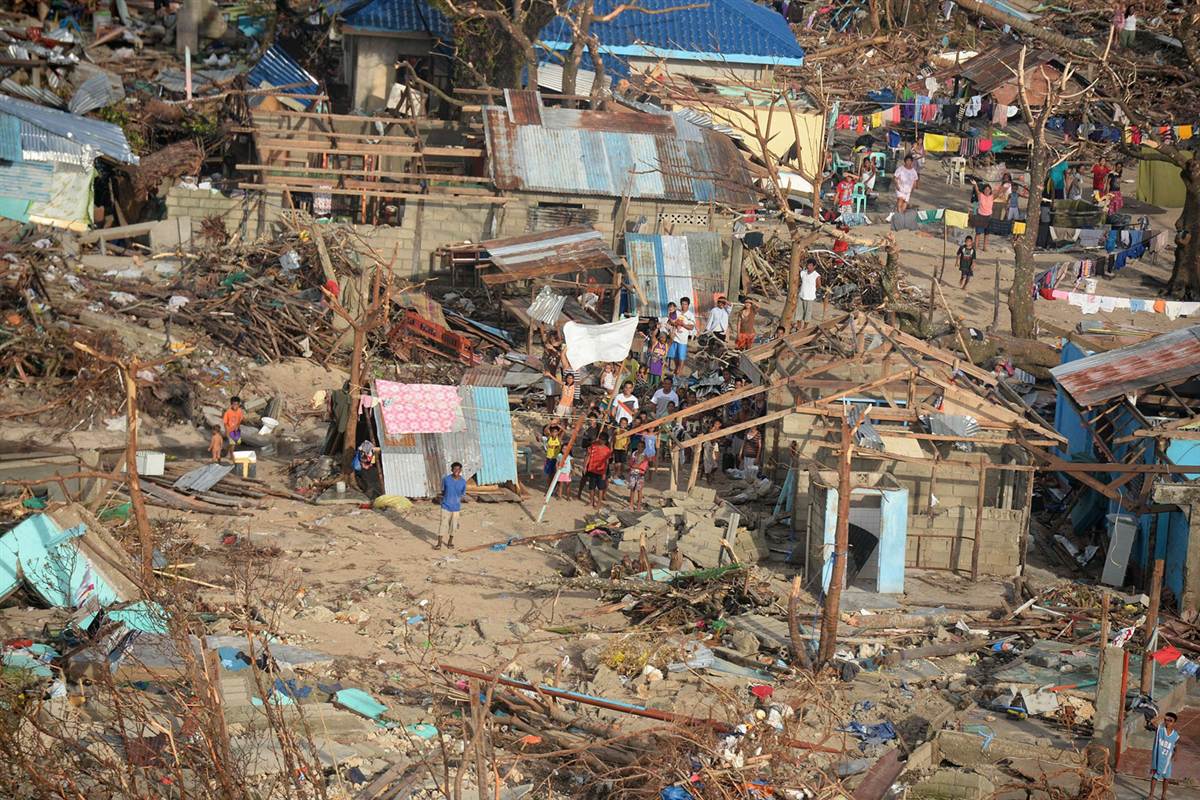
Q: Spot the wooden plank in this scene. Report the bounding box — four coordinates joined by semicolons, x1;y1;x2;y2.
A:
237;183;509;204
77;221;158;243
254;140;483;158
248;173;498;196
678;406;796;448
232;127;418;144
235;163;489;184
625;354;866;438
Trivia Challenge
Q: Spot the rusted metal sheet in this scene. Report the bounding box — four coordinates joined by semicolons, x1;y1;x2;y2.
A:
482;104;754;204
504;89;543;126
469;225;622;284
461;365;506;387
1050;326;1200;408
952;42;1057;93
387;309;476;364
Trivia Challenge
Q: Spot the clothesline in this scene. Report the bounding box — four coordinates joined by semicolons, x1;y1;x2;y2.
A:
1040;288;1199;319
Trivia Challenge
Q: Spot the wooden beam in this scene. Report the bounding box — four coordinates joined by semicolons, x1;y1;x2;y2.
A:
253;140;483;158
237;183;509;204
232;127;419;145
678;406;796;449
235;163;490;184
625;353;866;438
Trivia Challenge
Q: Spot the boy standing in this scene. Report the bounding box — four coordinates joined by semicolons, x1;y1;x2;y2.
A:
222;396;245;458
581;433;613;508
542;423;563;488
435;461;466;550
957;235;977;290
1150;712;1180;799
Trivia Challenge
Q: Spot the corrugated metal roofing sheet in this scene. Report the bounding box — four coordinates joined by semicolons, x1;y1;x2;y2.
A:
483;105;754;204
18;118;90;167
528;286;566;325
476;225;623;284
472;387;517;485
538;0;804;65
953;42;1057;92
434;387;483;484
68;72;118;116
0;94;136;164
173;463;235;493
246;45;320;108
0;114;21;162
341;0;452;37
626;231;725;318
380;451;431;498
461;365;506;387
505;89;543;125
1050;325;1200;408
535;63;611;96
0;160;54;203
0;79;64;108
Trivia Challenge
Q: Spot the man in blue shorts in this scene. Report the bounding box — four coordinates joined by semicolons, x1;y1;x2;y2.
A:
666;296;695;375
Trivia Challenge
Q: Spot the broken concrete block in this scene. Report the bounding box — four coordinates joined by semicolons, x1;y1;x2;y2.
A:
912;768;994;799
688;486;717;504
728;630;760;656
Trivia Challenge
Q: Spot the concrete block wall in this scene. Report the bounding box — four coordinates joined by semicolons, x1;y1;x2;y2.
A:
166;186;284;243
781;412;1026;576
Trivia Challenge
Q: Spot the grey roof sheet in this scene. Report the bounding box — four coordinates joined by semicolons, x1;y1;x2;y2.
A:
173;463;234;493
0;94;137;164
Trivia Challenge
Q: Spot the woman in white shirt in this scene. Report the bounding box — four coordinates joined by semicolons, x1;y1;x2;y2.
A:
1120;5;1136;48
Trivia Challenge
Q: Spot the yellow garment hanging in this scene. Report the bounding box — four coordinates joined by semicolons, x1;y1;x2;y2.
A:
944;209;970;228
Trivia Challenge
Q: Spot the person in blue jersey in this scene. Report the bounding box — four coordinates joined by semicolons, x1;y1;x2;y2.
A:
1150;711;1180;799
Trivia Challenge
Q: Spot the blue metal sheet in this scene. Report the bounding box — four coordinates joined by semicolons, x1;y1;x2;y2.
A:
0;160;53;202
629;134;666;198
246;44;320;108
342;0;452;37
472;387;517;485
580;133;611;194
0;94;136;164
537;0;804;66
0;114;21;162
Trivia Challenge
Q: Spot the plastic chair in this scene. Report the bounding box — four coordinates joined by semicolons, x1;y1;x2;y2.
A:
945;156;967;185
886;130;903;160
869;151;887;172
832;151;854;172
851;182;868;214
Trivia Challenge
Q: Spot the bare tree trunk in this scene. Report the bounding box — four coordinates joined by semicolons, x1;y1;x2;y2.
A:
122;364;155;587
781;229;804;324
1010;119;1051;338
343;326;366;473
957;0;1094;59
1169;158;1200;297
867;0;881;33
560;7;593;102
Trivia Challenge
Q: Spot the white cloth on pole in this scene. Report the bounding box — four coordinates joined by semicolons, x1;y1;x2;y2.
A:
563;316;639;370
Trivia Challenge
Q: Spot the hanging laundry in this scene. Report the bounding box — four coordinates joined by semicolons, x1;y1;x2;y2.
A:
944;209;970;228
871;111;883;127
1177;124;1193;140
992;103;1007;125
916;208;944;224
1165;301;1184;320
1012;221;1027;235
965;94;982;117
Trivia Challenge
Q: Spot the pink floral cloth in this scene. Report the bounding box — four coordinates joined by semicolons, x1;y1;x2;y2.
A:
374;381;461;434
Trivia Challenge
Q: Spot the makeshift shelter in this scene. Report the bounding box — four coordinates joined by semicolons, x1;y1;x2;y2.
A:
372;381;518;497
629;312;1052;582
948;42;1061;107
1136;153;1187;208
1049;327;1200;615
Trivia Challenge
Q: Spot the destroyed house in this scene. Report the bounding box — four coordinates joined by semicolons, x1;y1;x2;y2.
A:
944;42;1063;108
212;92;754;283
0;94;138;231
1049;326;1200;617
724;313;1051;587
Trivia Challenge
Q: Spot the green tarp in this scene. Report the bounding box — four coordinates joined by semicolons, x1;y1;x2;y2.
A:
1136;152;1187;208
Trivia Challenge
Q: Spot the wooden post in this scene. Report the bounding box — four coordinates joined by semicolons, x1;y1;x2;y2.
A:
687;443;701;492
1099;588;1111;646
970;462;986;580
788;575;812;668
1018;469;1035;573
817;417;853;668
1139;558;1164;694
990;256;1002;332
668;447;679;494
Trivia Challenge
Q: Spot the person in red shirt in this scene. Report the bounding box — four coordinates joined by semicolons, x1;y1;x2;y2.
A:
1092;157;1111;193
581;432;613;508
835;172;855;217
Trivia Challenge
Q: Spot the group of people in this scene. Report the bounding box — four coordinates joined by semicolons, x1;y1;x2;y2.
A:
525;293;793;511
